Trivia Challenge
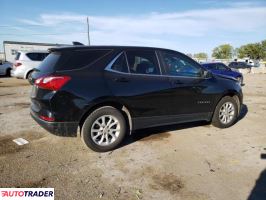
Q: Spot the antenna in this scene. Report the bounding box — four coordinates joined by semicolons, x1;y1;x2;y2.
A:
87;17;90;46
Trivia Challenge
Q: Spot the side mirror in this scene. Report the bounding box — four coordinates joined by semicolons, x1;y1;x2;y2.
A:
203;70;212;78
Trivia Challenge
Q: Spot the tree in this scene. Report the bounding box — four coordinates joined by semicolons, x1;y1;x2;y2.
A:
212;44;233;59
193;52;208;59
237;43;264;60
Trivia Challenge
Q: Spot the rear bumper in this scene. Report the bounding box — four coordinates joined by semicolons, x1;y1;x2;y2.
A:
11;68;24;78
30;110;78;137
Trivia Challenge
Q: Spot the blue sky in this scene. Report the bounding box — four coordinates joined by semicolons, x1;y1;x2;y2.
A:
0;0;266;56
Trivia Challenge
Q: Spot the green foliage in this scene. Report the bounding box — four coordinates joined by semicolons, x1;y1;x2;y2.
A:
212;44;233;59
193;52;208;59
237;42;265;60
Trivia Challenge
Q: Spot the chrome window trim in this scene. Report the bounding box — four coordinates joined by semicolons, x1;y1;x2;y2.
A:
155;50;162;75
105;52;129;73
124;51;131;73
104;51;211;79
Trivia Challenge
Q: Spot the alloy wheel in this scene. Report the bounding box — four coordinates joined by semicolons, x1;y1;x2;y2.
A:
90;115;120;146
219;102;235;124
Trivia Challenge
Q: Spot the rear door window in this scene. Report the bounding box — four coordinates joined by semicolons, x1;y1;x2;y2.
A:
110;53;129;73
126;50;160;75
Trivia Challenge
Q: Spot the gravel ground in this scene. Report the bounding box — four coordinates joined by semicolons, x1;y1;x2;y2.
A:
0;75;265;200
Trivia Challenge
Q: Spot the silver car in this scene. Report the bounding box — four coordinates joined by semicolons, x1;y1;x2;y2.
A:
11;51;49;79
0;60;12;76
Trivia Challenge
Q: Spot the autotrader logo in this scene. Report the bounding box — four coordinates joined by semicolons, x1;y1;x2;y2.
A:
0;188;54;199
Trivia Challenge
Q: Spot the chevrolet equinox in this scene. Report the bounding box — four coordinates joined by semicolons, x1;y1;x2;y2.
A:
30;46;243;152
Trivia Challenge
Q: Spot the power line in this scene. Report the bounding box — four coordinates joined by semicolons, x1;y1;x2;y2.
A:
87;17;90;45
0;21;87;28
0;25;45;27
0;32;88;36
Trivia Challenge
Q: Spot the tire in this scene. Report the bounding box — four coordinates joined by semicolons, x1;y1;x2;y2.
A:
26;70;33;80
81;106;126;152
6;68;11;77
212;96;238;128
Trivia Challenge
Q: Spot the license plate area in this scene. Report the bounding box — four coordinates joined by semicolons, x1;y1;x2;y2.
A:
31;85;37;98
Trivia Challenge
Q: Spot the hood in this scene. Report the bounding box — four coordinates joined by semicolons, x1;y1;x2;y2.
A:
214;73;238;82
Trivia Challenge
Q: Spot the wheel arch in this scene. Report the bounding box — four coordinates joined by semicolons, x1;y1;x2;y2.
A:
24;69;34;79
214;90;241;117
78;101;132;136
5;67;12;76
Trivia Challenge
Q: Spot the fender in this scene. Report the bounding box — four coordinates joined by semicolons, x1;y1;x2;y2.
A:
23;68;34;79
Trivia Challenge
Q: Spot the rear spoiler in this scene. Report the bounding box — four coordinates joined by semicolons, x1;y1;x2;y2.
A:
48;42;85;52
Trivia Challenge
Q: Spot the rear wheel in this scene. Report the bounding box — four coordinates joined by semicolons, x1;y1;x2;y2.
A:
26;70;33;80
212;96;238;128
6;68;11;77
81;106;126;152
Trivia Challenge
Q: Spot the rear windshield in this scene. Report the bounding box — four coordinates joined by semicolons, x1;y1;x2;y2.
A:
36;52;61;72
26;53;49;61
36;49;110;72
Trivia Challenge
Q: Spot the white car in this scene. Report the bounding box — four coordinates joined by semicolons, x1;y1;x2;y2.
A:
11;51;49;79
0;60;12;76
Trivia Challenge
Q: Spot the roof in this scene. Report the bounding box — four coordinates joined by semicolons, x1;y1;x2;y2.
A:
3;40;68;47
201;62;224;64
49;45;176;52
17;50;49;54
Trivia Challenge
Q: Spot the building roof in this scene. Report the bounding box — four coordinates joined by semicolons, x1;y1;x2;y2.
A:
3;40;68;46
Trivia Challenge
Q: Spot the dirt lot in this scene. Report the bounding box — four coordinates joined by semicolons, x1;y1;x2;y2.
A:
0;75;265;200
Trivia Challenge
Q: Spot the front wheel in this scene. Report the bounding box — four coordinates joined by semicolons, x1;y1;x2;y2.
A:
212;96;239;128
81;106;126;152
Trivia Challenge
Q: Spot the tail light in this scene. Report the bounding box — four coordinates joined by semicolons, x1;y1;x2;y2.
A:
14;62;22;67
35;75;71;91
40;115;55;122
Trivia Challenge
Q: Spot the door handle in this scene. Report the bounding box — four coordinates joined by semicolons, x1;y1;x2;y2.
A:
114;77;129;82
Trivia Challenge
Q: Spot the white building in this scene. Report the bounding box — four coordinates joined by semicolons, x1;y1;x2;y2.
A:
3;41;68;62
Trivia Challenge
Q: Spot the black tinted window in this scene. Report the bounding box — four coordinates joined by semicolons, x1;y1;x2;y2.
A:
126;50;160;75
229;62;236;67
27;53;48;61
58;50;110;71
36;52;61;72
111;53;128;73
162;51;202;77
216;63;228;70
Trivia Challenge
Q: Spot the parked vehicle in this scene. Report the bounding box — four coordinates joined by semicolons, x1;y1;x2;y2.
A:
201;62;243;85
30;46;243;152
0;60;12;76
228;61;252;70
11;51;49;79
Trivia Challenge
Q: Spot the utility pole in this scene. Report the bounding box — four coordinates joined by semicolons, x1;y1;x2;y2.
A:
87;17;90;46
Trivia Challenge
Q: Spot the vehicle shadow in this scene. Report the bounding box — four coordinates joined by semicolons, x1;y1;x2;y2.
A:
120;121;210;148
238;104;248;121
120;104;248;148
0;74;12;78
247;154;266;200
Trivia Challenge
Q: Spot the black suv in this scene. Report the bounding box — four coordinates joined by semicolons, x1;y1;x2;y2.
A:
30;46;243;152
